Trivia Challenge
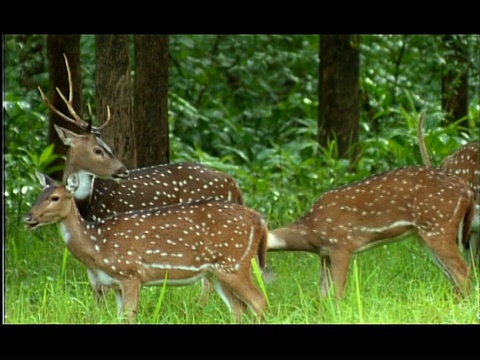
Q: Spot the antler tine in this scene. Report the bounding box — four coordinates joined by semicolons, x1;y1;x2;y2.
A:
63;53;73;103
63;52;112;133
54;53;90;128
85;103;111;133
86;104;94;133
54;86;88;126
37;86;89;132
96;105;111;131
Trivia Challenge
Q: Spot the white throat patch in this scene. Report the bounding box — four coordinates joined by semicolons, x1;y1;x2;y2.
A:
73;170;95;201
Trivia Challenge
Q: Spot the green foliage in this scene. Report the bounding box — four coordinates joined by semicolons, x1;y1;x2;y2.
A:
152;272;169;323
26;143;64;175
4;94;52;220
360;35;479;130
169;35;319;161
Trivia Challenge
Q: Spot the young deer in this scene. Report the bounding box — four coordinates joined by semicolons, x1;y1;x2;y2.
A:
39;55;245;302
417;113;479;265
267;166;475;299
25;173;268;323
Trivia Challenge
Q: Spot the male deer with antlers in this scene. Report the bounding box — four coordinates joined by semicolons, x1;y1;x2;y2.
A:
25;172;268;323
417;113;479;266
39;55;246;303
267;166;475;299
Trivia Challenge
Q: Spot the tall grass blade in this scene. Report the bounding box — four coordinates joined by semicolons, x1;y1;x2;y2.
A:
153;271;169;323
251;258;270;308
353;258;364;323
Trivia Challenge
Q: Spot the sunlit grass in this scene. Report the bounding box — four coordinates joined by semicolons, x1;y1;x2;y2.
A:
5;215;479;324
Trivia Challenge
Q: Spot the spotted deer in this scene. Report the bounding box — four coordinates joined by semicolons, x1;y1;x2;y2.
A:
39;55;245;303
267;166;474;299
417;113;479;266
25;172;268;323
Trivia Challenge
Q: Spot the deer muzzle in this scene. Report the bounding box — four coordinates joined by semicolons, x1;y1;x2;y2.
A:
24;214;40;230
113;167;129;180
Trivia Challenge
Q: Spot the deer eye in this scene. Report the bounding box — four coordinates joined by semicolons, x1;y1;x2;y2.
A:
93;147;104;156
51;196;60;202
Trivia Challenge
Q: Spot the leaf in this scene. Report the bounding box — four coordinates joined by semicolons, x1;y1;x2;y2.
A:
38;143;55;166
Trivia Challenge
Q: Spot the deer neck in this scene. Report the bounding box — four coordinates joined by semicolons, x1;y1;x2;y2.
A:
57;200;98;267
268;225;318;252
63;163;94;203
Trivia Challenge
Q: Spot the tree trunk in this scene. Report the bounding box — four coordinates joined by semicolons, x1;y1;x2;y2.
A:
318;35;360;162
134;35;170;167
46;35;82;181
95;35;136;169
441;35;469;129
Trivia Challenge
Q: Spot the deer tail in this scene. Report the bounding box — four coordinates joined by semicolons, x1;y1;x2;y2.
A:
256;220;268;271
417;112;433;167
461;194;475;250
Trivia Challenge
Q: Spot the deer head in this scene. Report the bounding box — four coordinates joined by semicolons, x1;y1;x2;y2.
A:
38;54;129;198
54;124;128;182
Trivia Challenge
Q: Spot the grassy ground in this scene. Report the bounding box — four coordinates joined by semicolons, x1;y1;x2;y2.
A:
5;215;479;324
5;145;479;324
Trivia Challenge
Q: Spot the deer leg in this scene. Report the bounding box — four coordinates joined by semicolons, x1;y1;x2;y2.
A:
214;270;267;323
86;269;110;305
119;281;141;323
210;279;247;322
319;255;332;297
419;232;470;297
328;249;352;300
465;230;479;269
113;288;123;317
199;277;215;306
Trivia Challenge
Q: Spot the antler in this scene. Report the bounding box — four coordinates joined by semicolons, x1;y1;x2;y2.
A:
38;53;111;133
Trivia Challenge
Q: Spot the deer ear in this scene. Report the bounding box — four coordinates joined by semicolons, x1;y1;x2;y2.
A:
54;124;84;146
66;172;80;194
35;170;56;189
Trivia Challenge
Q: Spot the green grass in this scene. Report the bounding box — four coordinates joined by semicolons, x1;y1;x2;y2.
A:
6;217;478;324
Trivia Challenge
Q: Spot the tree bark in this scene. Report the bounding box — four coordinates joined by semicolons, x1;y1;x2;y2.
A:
46;35;82;181
95;35;136;169
441;35;469;129
134;35;170;167
318;35;360;162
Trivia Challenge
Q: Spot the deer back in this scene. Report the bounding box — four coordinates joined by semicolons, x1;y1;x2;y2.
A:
83;162;244;221
417;113;478;203
439;143;479;203
269;166;474;253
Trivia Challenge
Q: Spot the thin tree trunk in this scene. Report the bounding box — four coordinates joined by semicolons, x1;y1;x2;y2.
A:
46;35;82;181
441;35;469;129
318;35;360;162
95;35;136;169
134;35;169;167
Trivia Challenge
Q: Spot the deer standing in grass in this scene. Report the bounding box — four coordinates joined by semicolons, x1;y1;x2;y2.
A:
25;172;268;323
267;166;474;299
39;55;246;303
417;113;479;266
